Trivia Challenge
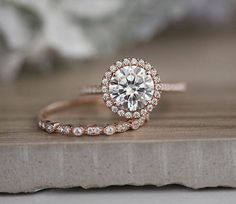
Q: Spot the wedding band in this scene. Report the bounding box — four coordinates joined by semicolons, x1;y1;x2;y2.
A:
38;95;148;136
80;58;186;119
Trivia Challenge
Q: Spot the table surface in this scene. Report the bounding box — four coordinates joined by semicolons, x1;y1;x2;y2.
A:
1;26;236;145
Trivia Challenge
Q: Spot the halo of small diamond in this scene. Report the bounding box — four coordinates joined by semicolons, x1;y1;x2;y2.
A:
101;58;161;119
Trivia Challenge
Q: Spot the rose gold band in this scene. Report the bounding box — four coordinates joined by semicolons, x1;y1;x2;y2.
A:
79;82;186;95
38;95;147;136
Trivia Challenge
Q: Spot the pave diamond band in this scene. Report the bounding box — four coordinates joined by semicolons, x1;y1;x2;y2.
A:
38;96;147;136
80;83;186;95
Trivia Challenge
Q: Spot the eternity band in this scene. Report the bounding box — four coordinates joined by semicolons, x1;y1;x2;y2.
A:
38;95;148;136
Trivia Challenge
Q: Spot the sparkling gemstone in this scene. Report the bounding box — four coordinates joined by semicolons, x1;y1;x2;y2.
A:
110;65;116;72
87;127;102;135
131;58;137;64
45;123;54;133
133;112;140;118
106;100;112;107
72;127;84;136
131;120;140;130
116;61;122;67
154;91;161;98
152;98;158;105
103;93;109;100
104;125;116;135
147;104;153;112
118;110;125;116
123;58;130;65
111;106;118;113
125;112;132;118
57;125;71;135
116;122;130;132
109;65;155;112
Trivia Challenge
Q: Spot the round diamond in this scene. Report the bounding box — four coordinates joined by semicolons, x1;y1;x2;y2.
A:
110;65;116;72
145;63;151;70
111;106;118;113
103;93;109;100
152;98;158;105
131;120;140;130
72;127;84;136
133;112;140;118
138;59;145;66
102;86;108;93
116;61;122;67
131;58;137;64
106;100;112;107
147;104;153;112
45;123;54;133
116;122;130;132
154;91;161;98
118;110;125;116
155;84;162;91
87;127;102;135
123;58;130;65
57;125;71;135
109;65;155;112
125;112;132;118
104;125;116;135
102;78;108;85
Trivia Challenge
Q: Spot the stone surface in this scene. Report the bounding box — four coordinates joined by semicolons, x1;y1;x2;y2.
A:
0;27;236;193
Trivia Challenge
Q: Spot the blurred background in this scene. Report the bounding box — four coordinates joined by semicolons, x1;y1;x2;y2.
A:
0;0;236;82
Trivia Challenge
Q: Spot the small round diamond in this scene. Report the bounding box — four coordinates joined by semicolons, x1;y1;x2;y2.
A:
116;61;122;67
145;63;151;70
72;127;84;136
110;65;116;72
111;106;118;113
155;84;162;91
87;127;102;135
139;117;146;126
105;71;111;78
102;78;108;85
116;122;130;132
125;112;132;118
138;59;145;66
154;76;161;83
45;123;54;133
57;125;71;135
154;91;161;98
141;109;147;116
103;93;109;100
151;69;157;76
131;120;140;130
104;125;116;135
133;112;140;118
123;58;130;65
102;86;108;93
106;100;112;107
147;104;153;112
118;110;125;117
131;58;137;64
152;98;158;105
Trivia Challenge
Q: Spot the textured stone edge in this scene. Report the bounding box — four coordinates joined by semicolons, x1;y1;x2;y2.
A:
1;139;236;193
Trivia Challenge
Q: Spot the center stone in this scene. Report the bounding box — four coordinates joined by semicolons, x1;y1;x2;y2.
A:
109;65;154;112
